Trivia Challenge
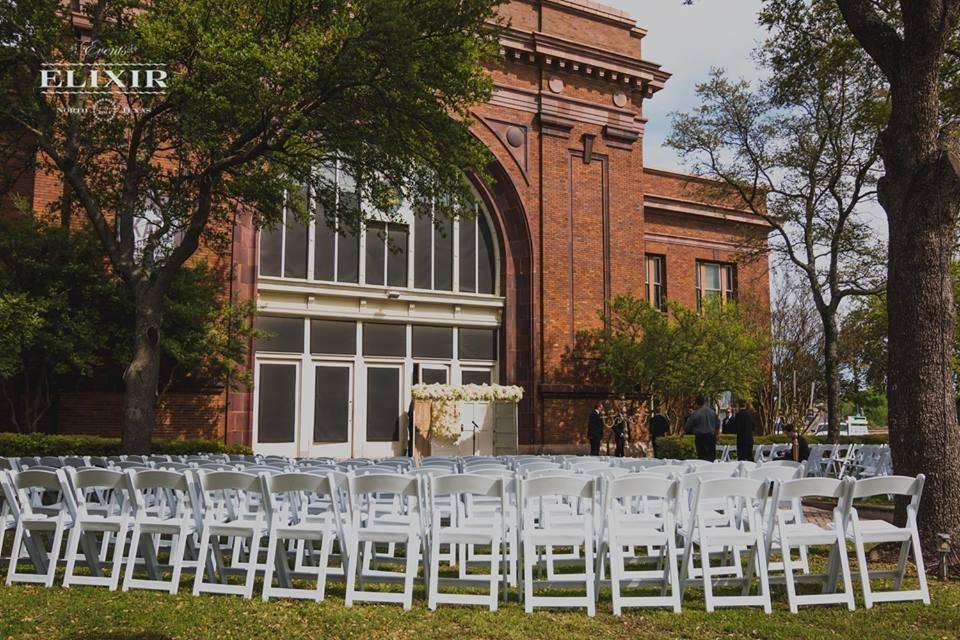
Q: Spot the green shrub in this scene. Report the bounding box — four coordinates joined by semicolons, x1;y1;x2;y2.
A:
654;433;888;460
0;432;251;457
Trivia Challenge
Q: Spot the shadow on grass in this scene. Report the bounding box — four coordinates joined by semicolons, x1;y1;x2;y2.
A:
65;635;171;640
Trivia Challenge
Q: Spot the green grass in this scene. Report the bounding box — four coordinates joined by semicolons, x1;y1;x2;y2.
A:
0;568;957;639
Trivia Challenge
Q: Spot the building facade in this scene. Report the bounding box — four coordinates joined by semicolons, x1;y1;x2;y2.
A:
4;0;770;454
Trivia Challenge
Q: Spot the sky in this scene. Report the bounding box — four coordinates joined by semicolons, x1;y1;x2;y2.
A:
601;0;766;171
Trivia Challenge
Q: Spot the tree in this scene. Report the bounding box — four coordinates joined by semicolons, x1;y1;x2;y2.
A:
0;213;258;433
0;214;123;432
668;2;886;444
0;0;500;452
586;294;768;433
762;0;960;545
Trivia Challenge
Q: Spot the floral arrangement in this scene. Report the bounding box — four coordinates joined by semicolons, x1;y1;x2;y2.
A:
411;383;523;444
411;383;524;403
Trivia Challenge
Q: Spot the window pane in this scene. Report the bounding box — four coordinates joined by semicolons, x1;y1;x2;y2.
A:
259;227;282;277
257;364;297;443
362;322;406;357
458;328;497;361
365;222;386;286
462;369;492;385
314;366;350;443
387;224;409;287
337;228;359;283
477;213;496;294
414;212;432;289
434;216;453;291
366;367;400;442
459;217;476;293
310;319;357;355
411;325;453;359
705;264;721;290
255;316;304;353
284;213;308;279
421;367;448;385
314;218;336;281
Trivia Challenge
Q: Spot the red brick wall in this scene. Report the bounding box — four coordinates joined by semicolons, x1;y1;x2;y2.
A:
57;391;226;440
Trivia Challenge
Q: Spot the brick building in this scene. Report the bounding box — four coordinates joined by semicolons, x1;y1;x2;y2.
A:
4;0;770;455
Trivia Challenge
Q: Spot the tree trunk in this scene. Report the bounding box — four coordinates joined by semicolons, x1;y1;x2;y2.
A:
822;315;842;443
121;285;163;454
881;64;960;543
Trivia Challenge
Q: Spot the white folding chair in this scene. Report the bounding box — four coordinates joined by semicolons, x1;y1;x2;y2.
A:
123;469;200;594
847;475;929;608
260;471;346;602
344;473;423;610
192;471;266;598
5;469;70;587
598;475;681;614
520;475;597;615
426;474;507;610
61;468;131;590
773;477;856;612
679;477;772;613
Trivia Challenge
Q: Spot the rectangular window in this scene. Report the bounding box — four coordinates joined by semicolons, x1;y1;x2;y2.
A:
257;363;297;443
365;222;408;287
696;261;736;308
254;316;304;353
337;228;360;283
414;210;433;289
645;254;666;311
314;365;350;443
461;369;492;385
362;322;406;357
366;367;400;442
310;319;357;355
477;212;496;295
283;213;308;279
434;216;453;291
459;216;477;293
387;224;409;287
416;364;448;385
314;217;336;281
259;226;283;277
412;325;453;359
365;222;386;286
458;327;497;361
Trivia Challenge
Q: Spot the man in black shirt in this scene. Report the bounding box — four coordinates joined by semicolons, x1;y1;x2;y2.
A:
781;423;811;462
684;395;720;461
587;402;605;456
649;408;669;458
721;406;735;435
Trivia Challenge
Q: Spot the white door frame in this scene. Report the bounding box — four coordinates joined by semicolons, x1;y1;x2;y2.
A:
304;359;355;459
359;361;406;458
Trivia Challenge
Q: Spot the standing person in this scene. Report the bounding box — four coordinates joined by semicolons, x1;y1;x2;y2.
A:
732;398;756;462
684;395;720;461
612;405;628;457
649;407;669;458
587;402;604;456
721;406;735;435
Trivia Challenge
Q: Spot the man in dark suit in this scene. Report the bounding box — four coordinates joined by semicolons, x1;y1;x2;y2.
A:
732;398;756;462
588;402;605;456
649;407;669;458
684;395;720;461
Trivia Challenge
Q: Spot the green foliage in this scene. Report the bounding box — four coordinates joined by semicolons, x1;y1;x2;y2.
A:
0;432;251;457
0;216;124;432
655;433;889;461
585;294;768;407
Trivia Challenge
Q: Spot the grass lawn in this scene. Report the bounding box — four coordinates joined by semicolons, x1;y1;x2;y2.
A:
1;574;958;639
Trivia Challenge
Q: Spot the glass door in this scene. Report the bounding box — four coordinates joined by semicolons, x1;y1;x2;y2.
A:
253;360;300;457
306;361;354;458
361;364;405;458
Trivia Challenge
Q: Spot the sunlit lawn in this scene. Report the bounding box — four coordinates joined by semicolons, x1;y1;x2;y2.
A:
0;547;956;640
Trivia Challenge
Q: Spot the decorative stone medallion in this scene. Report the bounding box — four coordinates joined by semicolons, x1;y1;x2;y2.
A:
548;76;564;94
612;90;628;108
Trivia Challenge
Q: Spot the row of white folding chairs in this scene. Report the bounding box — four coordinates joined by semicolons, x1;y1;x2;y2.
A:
1;464;927;614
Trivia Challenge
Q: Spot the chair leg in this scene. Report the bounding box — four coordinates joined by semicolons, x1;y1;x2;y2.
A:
316;532;333;601
489;531;501;612
523;536;534;613
108;523;129;591
428;536;441;611
243;533;261;599
852;531;873;609
667;536;682;613
192;527;211;596
169;528;189;595
753;525;772;614
122;523;142;592
701;543;715;612
911;522;931;605
893;539;911;591
344;535;360;608
610;540;623;616
62;524;82;588
6;525;25;585
261;531;279;602
836;529;856;611
585;534;596;617
402;536;418;611
782;534;798;613
46;523;66;588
